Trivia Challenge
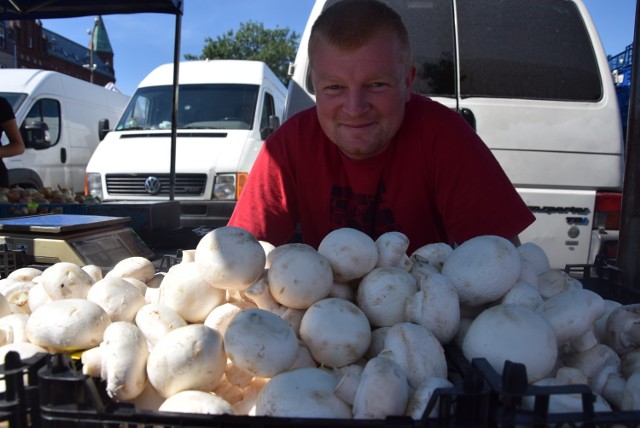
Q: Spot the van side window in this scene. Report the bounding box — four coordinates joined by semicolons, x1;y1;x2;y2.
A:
22;98;61;148
260;93;276;132
457;0;601;101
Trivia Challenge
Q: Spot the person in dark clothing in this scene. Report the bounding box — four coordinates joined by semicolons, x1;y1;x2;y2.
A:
0;96;26;187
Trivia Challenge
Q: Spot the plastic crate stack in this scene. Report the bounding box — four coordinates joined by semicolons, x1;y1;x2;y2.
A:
608;44;633;138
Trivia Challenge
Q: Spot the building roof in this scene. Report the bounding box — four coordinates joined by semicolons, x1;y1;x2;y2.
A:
43;24;113;78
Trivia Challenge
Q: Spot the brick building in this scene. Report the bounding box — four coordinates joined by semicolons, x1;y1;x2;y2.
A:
0;16;116;87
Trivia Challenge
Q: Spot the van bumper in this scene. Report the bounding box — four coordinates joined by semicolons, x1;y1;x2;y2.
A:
178;200;237;229
588;229;619;265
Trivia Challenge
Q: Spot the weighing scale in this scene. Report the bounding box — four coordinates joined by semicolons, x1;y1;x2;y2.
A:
0;214;155;269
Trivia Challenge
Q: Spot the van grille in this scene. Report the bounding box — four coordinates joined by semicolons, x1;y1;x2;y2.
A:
106;174;207;196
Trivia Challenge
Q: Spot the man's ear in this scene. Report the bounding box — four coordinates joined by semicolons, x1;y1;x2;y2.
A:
405;65;417;101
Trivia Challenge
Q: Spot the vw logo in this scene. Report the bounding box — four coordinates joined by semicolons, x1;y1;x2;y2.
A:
144;176;162;195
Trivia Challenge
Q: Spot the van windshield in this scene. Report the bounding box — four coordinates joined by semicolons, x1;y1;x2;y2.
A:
116;83;260;131
0;92;28;112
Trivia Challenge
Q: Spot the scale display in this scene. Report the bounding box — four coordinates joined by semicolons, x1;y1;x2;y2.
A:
0;214;154;269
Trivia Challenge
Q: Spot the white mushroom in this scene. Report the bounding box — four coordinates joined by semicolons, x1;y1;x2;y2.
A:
7;267;42;282
317;228;378;282
255;367;351;418
405;377;454;420
441;235;521;306
410;242;453;272
194;226;266;290
537;269;583;300
39;262;94;300
267;243;333;309
224;308;298;377
499;280;544;310
606;304;640;356
357;267;418;327
100;321;149;401
134;303;188;349
351;353;410;419
375;231;412;271
160;261;226;323
86;276;147;323
26;299;111;352
382;322;447;389
147;324;226;398
405;271;460;344
204;301;256;337
105;256;156;284
462;304;558;383
517;242;551;275
299;298;371;368
536;288;605;353
81;265;103;283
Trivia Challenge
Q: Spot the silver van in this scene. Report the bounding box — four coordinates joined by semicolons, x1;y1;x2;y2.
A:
284;0;624;269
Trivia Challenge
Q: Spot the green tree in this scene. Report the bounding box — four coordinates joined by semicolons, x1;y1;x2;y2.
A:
185;21;300;86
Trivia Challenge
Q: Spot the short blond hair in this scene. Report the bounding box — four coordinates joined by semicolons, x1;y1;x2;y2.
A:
309;0;411;65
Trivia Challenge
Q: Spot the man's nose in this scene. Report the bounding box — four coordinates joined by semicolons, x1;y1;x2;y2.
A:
343;88;369;116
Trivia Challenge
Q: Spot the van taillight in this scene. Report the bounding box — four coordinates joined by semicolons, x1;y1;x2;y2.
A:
594;192;622;230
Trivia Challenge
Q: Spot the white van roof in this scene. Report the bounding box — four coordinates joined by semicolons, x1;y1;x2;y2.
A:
0;68;105;93
139;60;280;87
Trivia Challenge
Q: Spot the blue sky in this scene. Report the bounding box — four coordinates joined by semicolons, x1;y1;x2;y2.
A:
40;0;636;96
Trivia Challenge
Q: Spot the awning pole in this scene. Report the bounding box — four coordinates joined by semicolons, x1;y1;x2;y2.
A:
169;2;182;201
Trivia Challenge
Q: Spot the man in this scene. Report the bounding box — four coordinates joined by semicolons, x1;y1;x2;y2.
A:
0;96;25;188
228;0;534;254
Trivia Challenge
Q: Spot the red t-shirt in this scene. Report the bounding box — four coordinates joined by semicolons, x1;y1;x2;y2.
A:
229;94;535;254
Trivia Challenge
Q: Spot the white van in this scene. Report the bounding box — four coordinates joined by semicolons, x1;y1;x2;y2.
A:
85;60;287;228
285;0;624;269
0;69;129;192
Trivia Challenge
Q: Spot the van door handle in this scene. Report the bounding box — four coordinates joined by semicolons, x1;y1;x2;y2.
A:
459;108;476;131
60;148;67;164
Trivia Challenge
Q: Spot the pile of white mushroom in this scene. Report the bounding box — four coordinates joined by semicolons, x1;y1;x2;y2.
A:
0;225;638;419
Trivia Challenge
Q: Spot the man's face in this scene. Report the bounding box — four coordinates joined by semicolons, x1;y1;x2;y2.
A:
310;31;416;160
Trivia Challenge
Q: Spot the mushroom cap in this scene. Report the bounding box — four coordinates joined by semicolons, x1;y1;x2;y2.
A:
26;298;111;352
267;243;333;309
224;308;298;377
375;231;412;270
134;303;188;348
441;235;521;306
147;324;226;398
517;242;551;275
352;354;410;419
536;288;605;346
382;322;447;389
86;277;147;323
105;256;156;283
255;367;352;418
405;271;460;344
462;304;558;382
40;262;94;300
410;242;453;272
317;228;378;282
195;226;266;290
102;321;149;401
357;267;418;327
300;297;372;368
160;261;226;322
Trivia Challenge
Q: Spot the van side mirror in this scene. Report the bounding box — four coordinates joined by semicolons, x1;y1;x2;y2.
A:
98;119;111;141
21;120;51;150
260;115;281;140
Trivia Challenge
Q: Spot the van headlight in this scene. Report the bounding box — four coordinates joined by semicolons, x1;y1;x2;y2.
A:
86;173;103;200
213;174;237;200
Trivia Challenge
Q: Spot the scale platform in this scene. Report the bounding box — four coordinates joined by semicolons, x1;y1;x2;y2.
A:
0;214;155;269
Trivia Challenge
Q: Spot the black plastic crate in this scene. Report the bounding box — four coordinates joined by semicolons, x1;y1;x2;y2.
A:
0;347;492;428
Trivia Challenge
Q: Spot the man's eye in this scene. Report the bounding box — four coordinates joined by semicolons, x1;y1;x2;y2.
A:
325;84;343;90
370;82;388;88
